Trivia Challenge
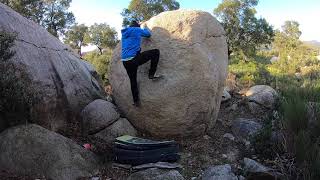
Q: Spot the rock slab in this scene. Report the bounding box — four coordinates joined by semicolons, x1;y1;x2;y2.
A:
110;10;228;137
0;124;100;180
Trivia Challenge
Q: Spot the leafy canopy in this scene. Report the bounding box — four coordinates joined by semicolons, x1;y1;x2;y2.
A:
121;0;180;26
64;24;88;55
86;23;118;54
1;0;75;37
214;0;274;57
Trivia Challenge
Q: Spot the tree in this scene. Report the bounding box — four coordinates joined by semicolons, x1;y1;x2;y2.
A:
1;0;75;37
64;24;88;55
121;0;180;26
0;0;45;23
86;23;118;54
214;0;274;58
41;0;75;37
273;21;302;59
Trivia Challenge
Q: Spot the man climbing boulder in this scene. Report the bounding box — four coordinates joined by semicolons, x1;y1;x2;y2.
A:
110;10;228;137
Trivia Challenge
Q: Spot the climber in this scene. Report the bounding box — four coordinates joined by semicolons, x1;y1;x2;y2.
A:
121;20;162;107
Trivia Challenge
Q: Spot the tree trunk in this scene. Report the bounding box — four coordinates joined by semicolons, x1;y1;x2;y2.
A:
98;47;102;55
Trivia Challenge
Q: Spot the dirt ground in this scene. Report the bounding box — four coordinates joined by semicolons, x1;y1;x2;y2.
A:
1;93;270;180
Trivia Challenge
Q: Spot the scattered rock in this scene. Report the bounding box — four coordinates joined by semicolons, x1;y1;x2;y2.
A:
244;159;282;180
110;10;228;137
202;164;237;180
243;158;269;173
127;168;184;180
245;85;278;113
0;124;100;180
81;99;120;135
222;149;239;163
0;3;104;133
270;56;279;63
92;118;137;148
223;133;235;141
238;175;245;180
232;118;262;140
222;89;231;102
132;162;182;170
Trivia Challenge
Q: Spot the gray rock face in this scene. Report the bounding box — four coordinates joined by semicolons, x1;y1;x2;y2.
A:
0;3;104;133
92;118;138;146
110;10;228;137
81;99;120;135
202;164;237;180
232;118;262;140
245;85;278;113
127;168;184;180
0;124;100;180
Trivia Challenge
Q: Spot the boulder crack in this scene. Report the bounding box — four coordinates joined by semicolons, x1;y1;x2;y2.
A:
16;38;70;52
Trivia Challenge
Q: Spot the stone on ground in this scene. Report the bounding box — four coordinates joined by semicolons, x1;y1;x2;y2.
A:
127;168;184;180
202;164;238;180
222;88;231;102
0;3;104;133
110;10;228;137
81;99;120;135
245;85;278;113
0;124;100;180
232;118;262;140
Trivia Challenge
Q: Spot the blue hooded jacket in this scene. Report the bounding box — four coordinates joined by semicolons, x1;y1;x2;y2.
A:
121;27;151;60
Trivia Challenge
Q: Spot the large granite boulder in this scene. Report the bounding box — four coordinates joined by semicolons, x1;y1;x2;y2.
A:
110;10;228;137
0;124;100;180
0;3;104;133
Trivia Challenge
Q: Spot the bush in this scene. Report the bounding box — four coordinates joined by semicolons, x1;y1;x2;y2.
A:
280;86;320;179
0;30;36;129
83;49;112;85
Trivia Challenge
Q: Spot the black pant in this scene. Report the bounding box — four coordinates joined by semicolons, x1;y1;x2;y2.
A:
123;49;160;103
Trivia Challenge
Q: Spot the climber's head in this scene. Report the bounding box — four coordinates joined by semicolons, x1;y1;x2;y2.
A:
129;20;140;27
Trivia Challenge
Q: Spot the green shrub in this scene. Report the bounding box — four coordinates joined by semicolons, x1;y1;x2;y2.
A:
0;30;36;129
83;49;112;85
280;86;320;179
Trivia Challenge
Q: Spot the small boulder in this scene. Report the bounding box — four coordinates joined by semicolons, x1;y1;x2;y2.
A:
81;99;120;135
202;164;238;180
0;124;100;180
245;85;278;113
127;168;184;180
92;118;138;147
243;158;280;180
232;118;262;140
